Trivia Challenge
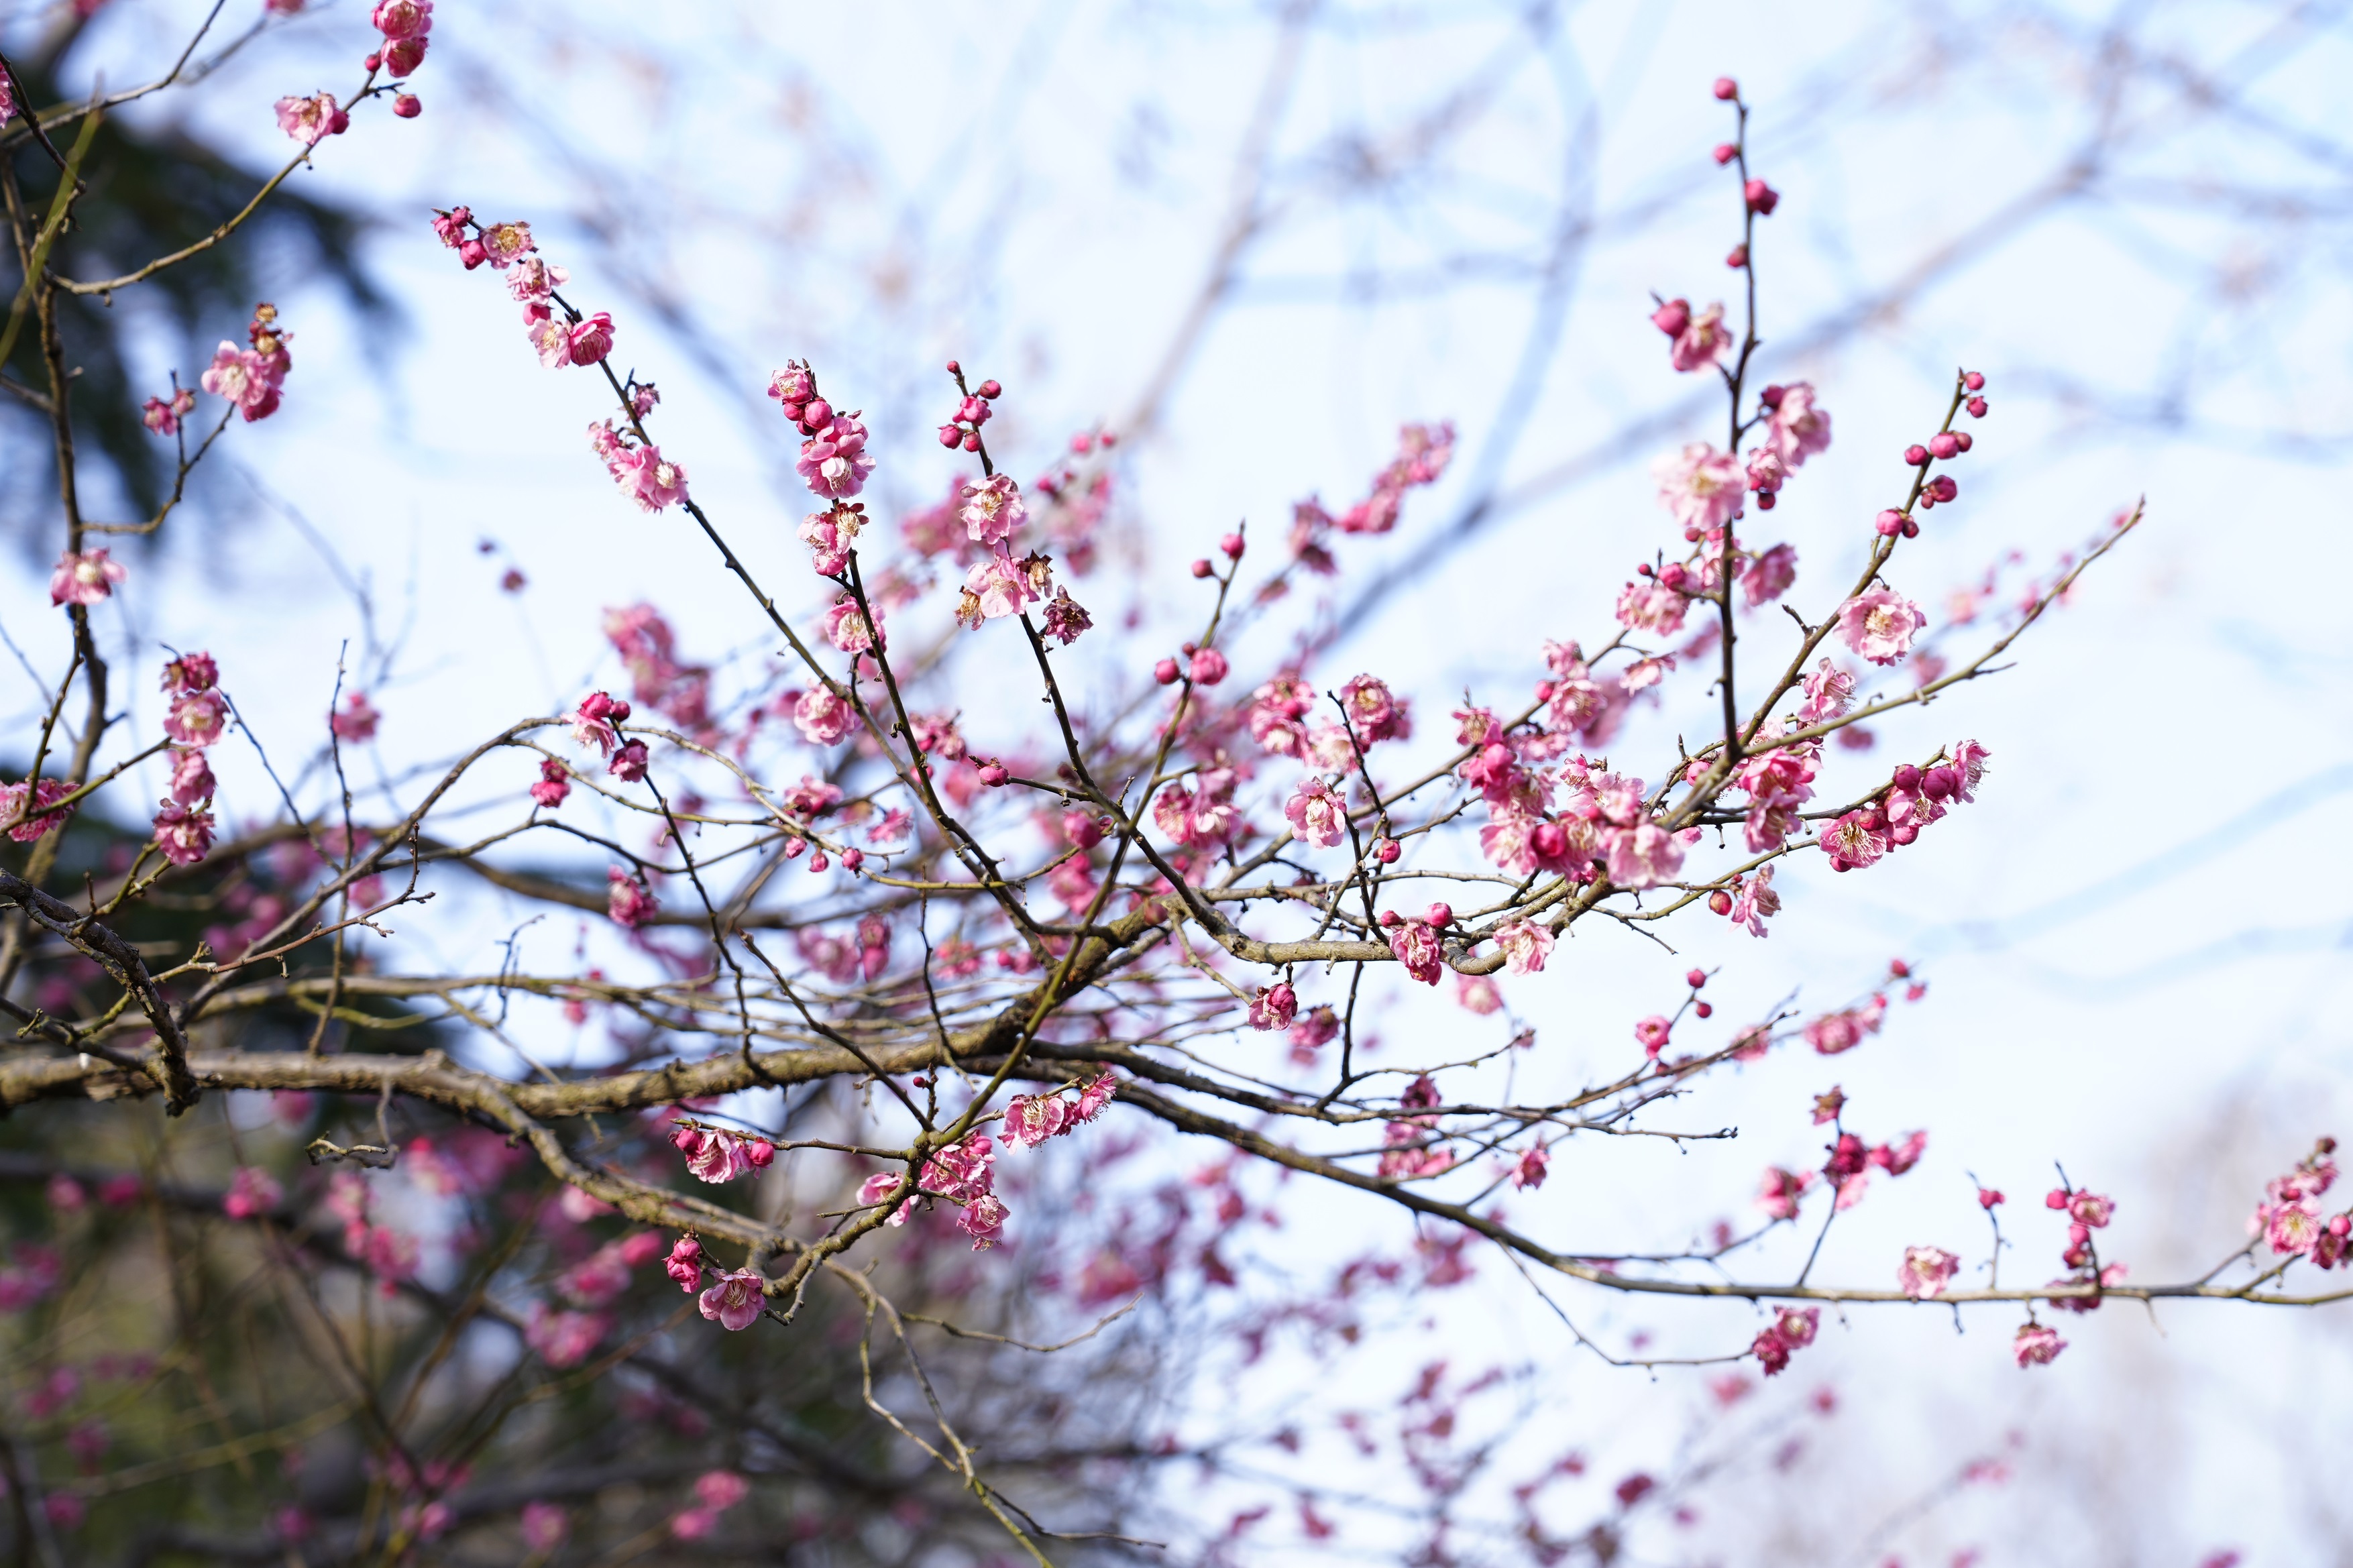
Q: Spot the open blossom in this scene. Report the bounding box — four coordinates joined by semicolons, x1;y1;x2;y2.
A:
1386;917;1444;986
164;689;231;748
1651;443;1744;533
1653;298;1731;372
567;311;614;366
1757;1165;1816;1220
2;779;76;843
791;686;856;746
955;549;1040;628
274;92;347;146
141;389;194;435
566;690;628;754
822;597;880;653
1284;776;1348;847
1603;822;1684;889
1751;1304;1819;1376
1797;658;1855;724
152;800;217;865
330;691;380;743
798;411;875;500
606;868;658;928
1039;585;1093;645
1245;983;1300;1033
1152;769;1239;848
1510;1145;1549;1190
2012;1321;2067;1367
529;758;570;808
199;339;284;421
50;548;127;608
1836;588;1926;665
1897;1244;1961;1299
1338;673;1411;746
1727;864;1781;936
698;1268;767;1332
960;473;1027;546
1764;382;1832;467
1948;738;1991;801
1633;1015;1672;1057
1743;542;1798;606
1494;919;1553;974
1822;807;1890;872
1615;578;1688;636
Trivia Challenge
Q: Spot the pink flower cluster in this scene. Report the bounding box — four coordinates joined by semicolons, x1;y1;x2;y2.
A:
935;363;1001;453
2249;1139;2345;1269
198;303;292;423
669;1123;777;1184
325;1172;419;1295
1001;1075;1119;1150
368;0;433;78
1743;382;1832;512
1378;1074;1456;1180
2036;1180;2127;1322
1649;298;1732;374
222;1166;283;1221
1822;740;1988;873
1288;423;1455;571
0;775;75;844
1750;1304;1818;1376
606;867;659;928
857;1130;1010;1250
670;1470;750;1541
140;386;195;437
274;92;348;146
153;652;225;865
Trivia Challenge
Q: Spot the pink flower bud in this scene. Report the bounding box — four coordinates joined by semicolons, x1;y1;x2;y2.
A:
1928;475;1957;502
2046;1188;2070;1209
961;431;981;451
1759;384;1785;408
938;424;962;447
1755;490;1776;510
1743;178;1778;215
978;379;1002;398
743;1139;774;1168
1695;1001;1713;1018
1708;890;1733;915
1900;518;1919;538
1875;510;1904;537
1375;839;1402;864
1424;902;1452;928
978;763;1009;787
1891;763;1920;791
1649;298;1690;337
1189;648;1229;686
1219;532;1245;558
1153;657;1180;685
392;93;421;118
945;359;961;374
840;847;864;872
808;852;830;873
1903;444;1929;465
1712;76;1738;100
1378;909;1402;928
1712;142;1737;165
364;50;382;69
1928;433;1960;459
1963;371;1985;391
1657;562;1687;590
1966;396;1988;418
804;399;831;428
1725;243;1747;268
459;239;487;269
1686;968;1706;989
1190;558;1213;579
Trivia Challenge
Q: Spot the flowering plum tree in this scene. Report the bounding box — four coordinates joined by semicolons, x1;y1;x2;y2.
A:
1;15;2344;1564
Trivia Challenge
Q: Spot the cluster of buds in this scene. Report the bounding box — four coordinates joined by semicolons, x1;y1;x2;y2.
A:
1877;373;1987;538
2249;1138;2344;1269
857;1131;1009;1250
152;653;225;866
139;385;196;438
188;303;293;425
936;361;1003;452
364;0;431;116
1750;1304;1819;1376
1821;740;1988;873
669;1123;777;1184
1000;1074;1119;1150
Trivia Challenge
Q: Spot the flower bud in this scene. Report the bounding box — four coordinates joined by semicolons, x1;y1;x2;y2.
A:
459;239;488;269
1928;475;1957;502
1725;243;1748;268
938;424;963;447
1375;839;1402;864
840;847;864;873
1695;1001;1713;1019
1966;396;1988;418
1153;658;1181;685
743;1139;775;1168
1963;371;1985;391
1219;532;1246;558
364;51;383;70
1708;890;1733;915
1189;649;1229;686
1952;431;1972;451
1756;490;1776;510
1712;142;1738;165
808;852;830;873
1875;510;1904;537
978;379;1002;398
1712;76;1739;100
1649;298;1690;337
1191;559;1213;579
1904;444;1928;465
977;763;1009;787
1900;518;1919;539
961;431;981;451
1424;902;1452;928
1891;764;1921;791
392;93;421;118
1743;178;1779;215
1378;909;1402;928
945;359;961;374
1686;968;1707;989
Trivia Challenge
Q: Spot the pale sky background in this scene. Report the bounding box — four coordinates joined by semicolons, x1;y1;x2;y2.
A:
5;0;2353;1561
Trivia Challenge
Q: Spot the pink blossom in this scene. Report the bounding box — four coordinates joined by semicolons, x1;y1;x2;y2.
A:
166;747;216;806
223;1166;282;1220
1189;647;1229;686
1510;1145;1549;1190
372;0;432;41
1284;776;1348;847
480;220;534;268
530;758;570;808
1603;822;1684;889
1030;585;1089;645
141;394;181;435
698;1268;767;1331
2067;1190;2114;1229
1757;1166;1816;1221
791;687;857;746
1633;1015;1672;1057
1152;769;1239;848
663;1235;704;1294
956;549;1042;628
2262;1200;2322;1255
565;691;628;755
857;1172;910;1223
1897;1244;1960;1299
1248;983;1298;1031
1615;578;1689;636
1290;1006;1340;1052
152;800;217;866
822;597;879;654
960;473;1027;546
1665;300;1732;372
1457;974;1503;1014
606;739;649;783
1764;382;1832;467
669;1508;718;1541
619;445;689;512
956;1192;1011;1249
330;691;381;743
1338;674;1410;746
1803;999;1882;1055
520;1502;568;1555
530;317;571;368
1743;543;1797;606
1386;917;1444;985
1651;443;1744;533
1869;1130;1928;1176
1822;808;1890;873
49;548;126;608
1;778;75;843
1835;589;1926;666
1494;919;1553;974
1001;1093;1071;1151
2012;1321;2067;1367
1745;445;1787;496
694;1470;749;1512
1796;659;1854;726
1248;677;1317;756
199;341;278;418
274;92;347;146
606;868;658;928
798;411;875;500
1948;738;1991;801
567;311;614;366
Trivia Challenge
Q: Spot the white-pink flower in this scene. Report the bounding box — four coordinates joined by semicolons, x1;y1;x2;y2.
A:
698;1268;766;1331
1493;919;1553;974
1835;589;1926;666
1897;1244;1960;1299
1602;822;1684;889
955;550;1038;628
1668;301;1733;372
273;93;345;146
960;473;1027;547
1765;382;1832;467
1283;776;1348;847
1651;442;1744;533
49;548;126;608
791;687;856;746
152;800;217;866
797;412;875;500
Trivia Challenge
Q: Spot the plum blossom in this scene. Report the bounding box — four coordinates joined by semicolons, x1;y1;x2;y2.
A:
960;473;1027;547
530;759;570;809
140;388;194;435
1836;588;1926;666
1386;916;1444;986
798;411;875;500
1948;738;1991;801
791;687;856;746
1652;298;1732;372
1494;919;1553;974
1897;1244;1960;1300
520;1502;568;1555
1039;587;1092;645
1152;769;1239;848
1633;1015;1672;1057
168;747;216;806
1510;1145;1549;1190
1337;673;1411;746
1;779;76;843
330;691;381;744
1763;382;1832;467
1284;776;1348;847
566;311;614;366
1615;578;1688;637
1751;1305;1819;1376
663;1235;704;1293
698;1268;767;1332
223;1167;282;1220
606;868;658;928
1248;983;1298;1031
1247;676;1317;756
164;689;231;749
152;800;217;866
955;549;1044;628
1603;822;1684;889
1822;807;1890;873
49;548;126;608
1796;659;1855;725
565;691;629;755
1290;1006;1339;1053
1002;1093;1072;1149
274;92;347;146
1743;543;1798;606
1651;443;1744;533
1757;1166;1817;1220
2012;1322;2067;1367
